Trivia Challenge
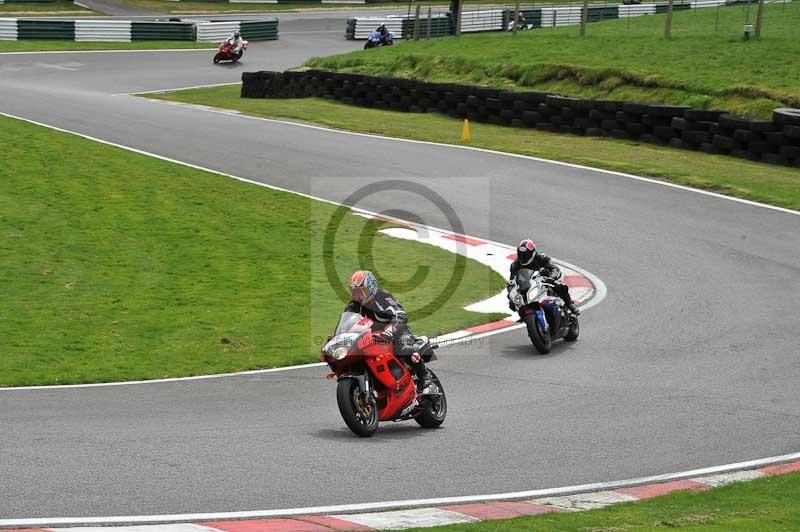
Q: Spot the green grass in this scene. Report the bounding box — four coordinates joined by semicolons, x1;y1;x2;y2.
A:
0;0;94;14
307;1;800;119
0;114;505;387
146;85;800;210
417;472;800;531
0;41;215;53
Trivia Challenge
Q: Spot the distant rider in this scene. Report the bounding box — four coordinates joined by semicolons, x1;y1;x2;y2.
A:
508;11;528;31
365;25;395;48
225;31;244;53
345;270;431;392
509;239;580;315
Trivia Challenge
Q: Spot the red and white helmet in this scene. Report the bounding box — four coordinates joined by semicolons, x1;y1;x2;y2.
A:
517;239;537;266
348;270;378;305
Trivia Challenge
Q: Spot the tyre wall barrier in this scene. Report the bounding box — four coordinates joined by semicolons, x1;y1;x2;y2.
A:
169;0;366;3
17;19;74;39
345;0;781;39
240;18;279;40
0;18;278;41
196;20;238;42
75;20;132;42
168;0;433;3
131;21;194;40
0;18;17;39
192;19;278;42
346;16;404;39
241;70;800;169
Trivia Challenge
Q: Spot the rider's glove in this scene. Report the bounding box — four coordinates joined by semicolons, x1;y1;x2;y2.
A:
508;300;516;311
374;327;393;344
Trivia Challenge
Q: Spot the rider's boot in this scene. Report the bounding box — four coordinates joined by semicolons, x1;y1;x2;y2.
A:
411;352;432;394
418;373;433;394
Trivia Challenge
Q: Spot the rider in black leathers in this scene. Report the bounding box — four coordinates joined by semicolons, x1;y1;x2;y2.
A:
509;239;580;315
345;270;431;391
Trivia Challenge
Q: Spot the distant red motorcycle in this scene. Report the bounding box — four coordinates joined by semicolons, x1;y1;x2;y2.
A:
213;39;248;64
322;311;447;437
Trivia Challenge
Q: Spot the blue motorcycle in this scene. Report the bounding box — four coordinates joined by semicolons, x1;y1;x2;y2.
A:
507;268;579;354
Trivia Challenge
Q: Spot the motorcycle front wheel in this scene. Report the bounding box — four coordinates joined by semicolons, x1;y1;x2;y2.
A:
337;378;378;437
213;53;223;64
564;316;580;342
415;369;447;428
524;312;552;354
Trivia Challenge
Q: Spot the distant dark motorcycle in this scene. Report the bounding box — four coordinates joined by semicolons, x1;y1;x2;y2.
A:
213;39;248;64
507;268;579;354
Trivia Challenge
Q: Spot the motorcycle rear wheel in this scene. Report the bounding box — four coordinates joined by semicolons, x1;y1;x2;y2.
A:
415;370;447;428
524;312;552;354
337;378;378;437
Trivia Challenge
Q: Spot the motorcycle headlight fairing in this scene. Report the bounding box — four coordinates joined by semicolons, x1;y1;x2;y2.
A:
324;333;359;360
331;346;349;360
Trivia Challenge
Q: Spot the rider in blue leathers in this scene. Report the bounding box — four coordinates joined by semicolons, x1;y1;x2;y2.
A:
365;25;395;48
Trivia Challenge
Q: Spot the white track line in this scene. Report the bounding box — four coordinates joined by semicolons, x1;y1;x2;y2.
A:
0;363;327;392
0;110;606;392
1;452;798;528
119;82;240;97
143;98;800;218
0;48;214;56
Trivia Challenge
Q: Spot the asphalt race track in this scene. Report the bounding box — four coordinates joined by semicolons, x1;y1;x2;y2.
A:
1;16;799;521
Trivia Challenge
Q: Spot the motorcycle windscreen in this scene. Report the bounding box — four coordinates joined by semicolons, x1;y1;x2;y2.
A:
516;268;535;293
335;311;369;335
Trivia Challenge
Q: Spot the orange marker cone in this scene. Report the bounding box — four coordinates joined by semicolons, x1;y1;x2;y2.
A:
461;119;471;143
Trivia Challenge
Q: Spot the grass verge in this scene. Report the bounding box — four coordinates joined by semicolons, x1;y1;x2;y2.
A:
0;0;94;14
307;1;800;119
0;40;215;53
146;85;800;210
417;471;800;531
0;114;505;387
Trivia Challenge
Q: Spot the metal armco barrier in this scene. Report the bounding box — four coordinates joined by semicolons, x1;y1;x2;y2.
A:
241;70;800;169
0;17;278;41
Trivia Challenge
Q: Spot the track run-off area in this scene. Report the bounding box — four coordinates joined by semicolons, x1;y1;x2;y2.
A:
1;14;799;523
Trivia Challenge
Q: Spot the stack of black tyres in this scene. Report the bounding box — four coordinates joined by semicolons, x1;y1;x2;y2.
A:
240;70;800;168
345;18;356;40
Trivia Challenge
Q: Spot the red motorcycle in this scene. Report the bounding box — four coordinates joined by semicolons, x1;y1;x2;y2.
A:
213;39;248;64
322;311;447;437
